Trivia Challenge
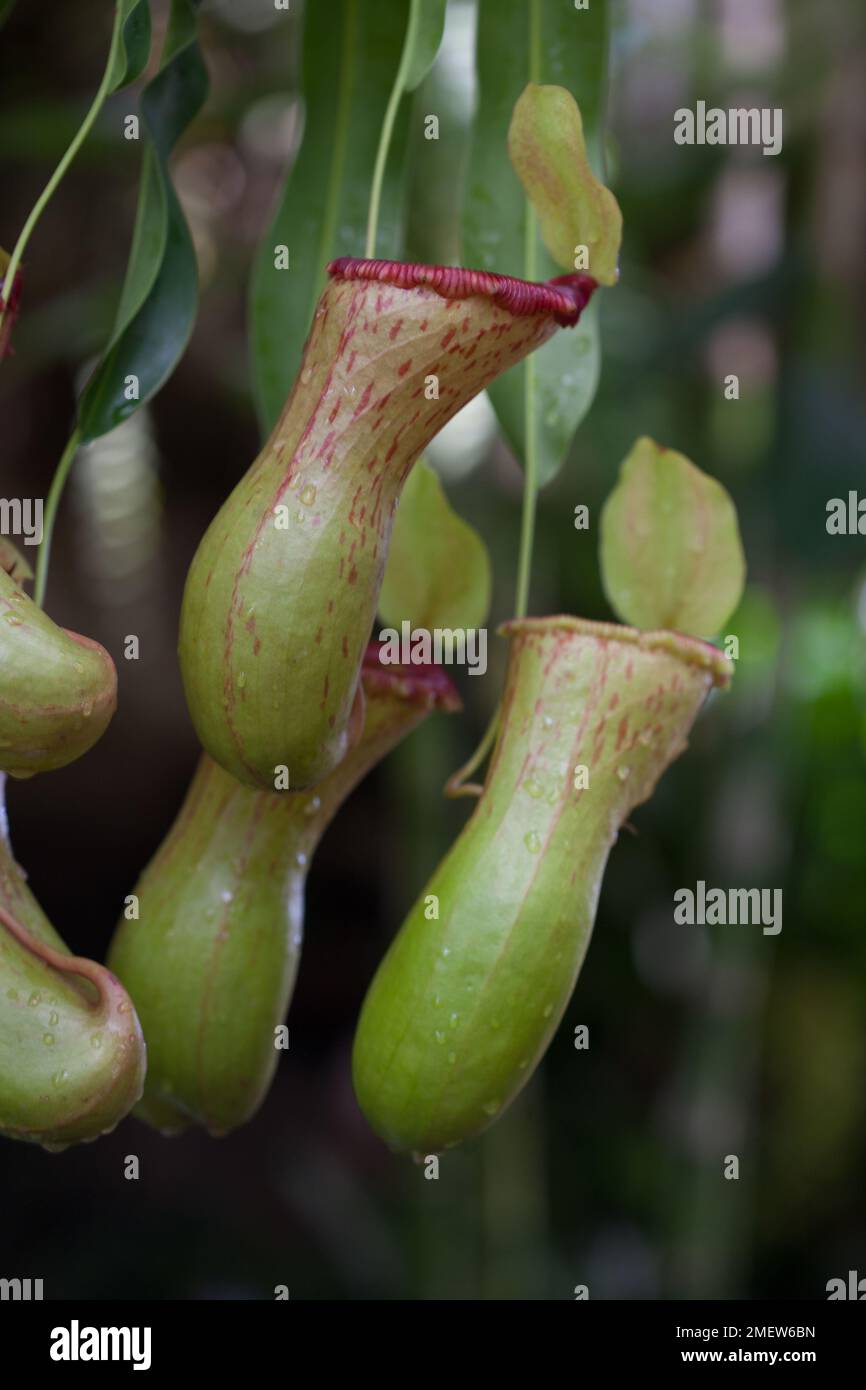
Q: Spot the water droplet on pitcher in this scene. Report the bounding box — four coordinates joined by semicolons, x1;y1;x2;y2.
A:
524;830;542;854
434;1030;445;1045
82;701;93;718
51;1070;69;1089
617;765;631;782
237;671;247;690
482;1099;500;1117
300;366;312;385
43;1032;55;1046
28;990;41;1007
304;795;321;817
300;484;317;506
543;1003;554;1018
49;1011;59;1026
524;778;544;800
90;1032;103;1049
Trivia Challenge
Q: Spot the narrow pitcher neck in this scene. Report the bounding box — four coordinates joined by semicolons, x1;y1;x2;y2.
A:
260;259;597;497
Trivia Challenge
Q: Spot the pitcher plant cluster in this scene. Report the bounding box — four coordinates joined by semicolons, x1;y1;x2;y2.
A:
0;1;745;1159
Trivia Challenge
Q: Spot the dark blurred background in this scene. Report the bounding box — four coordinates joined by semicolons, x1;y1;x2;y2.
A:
1;0;865;1300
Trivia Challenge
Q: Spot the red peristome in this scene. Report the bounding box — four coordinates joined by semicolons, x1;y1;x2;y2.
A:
362;641;462;712
328;258;597;328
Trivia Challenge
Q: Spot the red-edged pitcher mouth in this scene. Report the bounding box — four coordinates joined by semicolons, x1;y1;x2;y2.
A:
327;258;597;327
362;641;463;712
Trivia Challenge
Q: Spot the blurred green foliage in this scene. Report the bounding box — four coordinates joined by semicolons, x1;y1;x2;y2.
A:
77;0;207;442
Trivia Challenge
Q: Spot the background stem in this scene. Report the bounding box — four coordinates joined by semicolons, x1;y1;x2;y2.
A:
34;429;81;609
511;0;542;620
513;369;538;619
364;0;419;258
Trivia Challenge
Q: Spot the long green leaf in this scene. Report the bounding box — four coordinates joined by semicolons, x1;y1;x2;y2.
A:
404;0;448;93
463;0;610;486
248;0;410;436
364;0;447;257
76;0;208;442
109;0;152;93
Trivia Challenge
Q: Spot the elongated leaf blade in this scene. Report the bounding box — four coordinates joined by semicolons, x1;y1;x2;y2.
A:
463;0;610;485
76;0;207;443
404;0;447;93
108;0;152;93
249;0;407;436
